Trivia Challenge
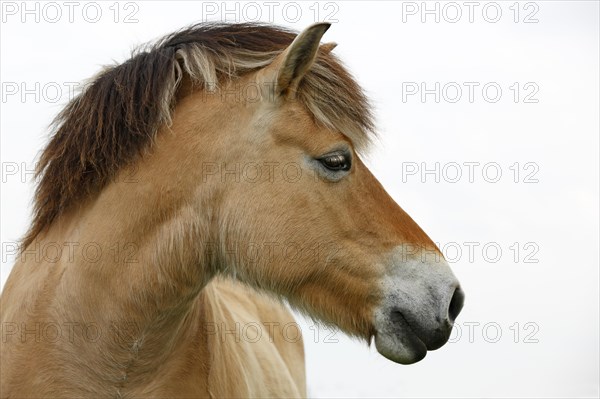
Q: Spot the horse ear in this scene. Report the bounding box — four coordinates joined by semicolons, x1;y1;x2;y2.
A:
276;22;331;99
320;42;337;54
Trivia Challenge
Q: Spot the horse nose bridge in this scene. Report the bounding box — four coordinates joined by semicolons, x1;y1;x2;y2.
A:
356;164;439;250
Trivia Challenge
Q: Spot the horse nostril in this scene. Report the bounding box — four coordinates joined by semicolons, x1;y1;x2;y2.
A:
448;286;465;323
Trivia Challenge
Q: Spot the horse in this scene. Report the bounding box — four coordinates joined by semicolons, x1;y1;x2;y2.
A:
0;22;464;397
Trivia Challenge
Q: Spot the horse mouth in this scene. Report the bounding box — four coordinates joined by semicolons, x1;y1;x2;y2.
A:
373;310;428;365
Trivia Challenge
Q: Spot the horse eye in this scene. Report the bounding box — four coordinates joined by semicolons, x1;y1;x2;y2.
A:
319;153;351;171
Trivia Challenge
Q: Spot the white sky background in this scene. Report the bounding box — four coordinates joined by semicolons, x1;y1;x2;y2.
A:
1;1;598;397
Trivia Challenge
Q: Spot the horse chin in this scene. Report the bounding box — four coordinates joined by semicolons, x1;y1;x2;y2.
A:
374;330;428;365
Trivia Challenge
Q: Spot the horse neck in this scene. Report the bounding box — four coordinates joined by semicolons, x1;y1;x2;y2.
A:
21;180;212;378
17;106;230;388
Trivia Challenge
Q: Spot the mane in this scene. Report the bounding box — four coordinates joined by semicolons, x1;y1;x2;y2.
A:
22;22;374;250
